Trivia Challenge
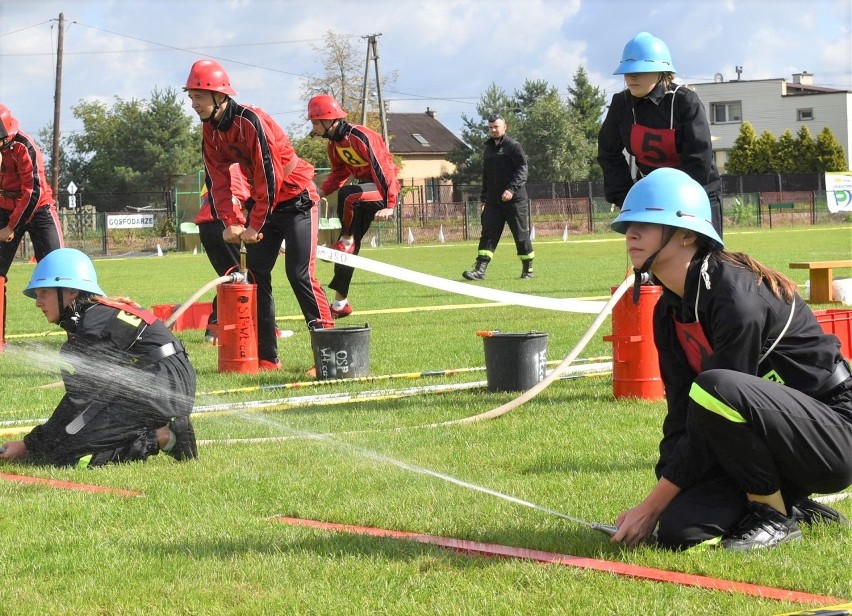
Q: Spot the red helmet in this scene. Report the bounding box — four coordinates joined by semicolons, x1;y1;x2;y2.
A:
307;95;347;121
0;104;19;140
184;60;237;95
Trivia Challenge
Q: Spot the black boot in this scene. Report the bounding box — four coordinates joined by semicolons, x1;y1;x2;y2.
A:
791;497;850;527
463;258;489;281
521;259;534;279
721;501;802;551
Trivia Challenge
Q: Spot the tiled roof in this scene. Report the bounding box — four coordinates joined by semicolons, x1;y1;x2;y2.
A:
386;112;466;155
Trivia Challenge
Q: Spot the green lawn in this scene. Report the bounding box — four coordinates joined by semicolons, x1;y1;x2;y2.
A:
1;226;850;615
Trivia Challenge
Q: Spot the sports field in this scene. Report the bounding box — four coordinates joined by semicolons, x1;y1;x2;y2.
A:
1;226;850;615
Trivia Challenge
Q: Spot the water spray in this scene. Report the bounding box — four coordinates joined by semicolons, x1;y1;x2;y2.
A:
244;412;617;537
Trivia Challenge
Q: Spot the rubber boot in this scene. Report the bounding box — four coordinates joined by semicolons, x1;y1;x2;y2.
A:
463;258;489;281
521;259;534;279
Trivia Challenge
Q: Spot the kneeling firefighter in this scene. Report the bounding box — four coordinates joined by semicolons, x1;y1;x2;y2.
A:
0;248;198;468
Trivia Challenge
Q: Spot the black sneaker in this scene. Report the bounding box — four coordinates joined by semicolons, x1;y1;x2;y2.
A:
791;498;850;527
166;416;198;461
721;501;802;551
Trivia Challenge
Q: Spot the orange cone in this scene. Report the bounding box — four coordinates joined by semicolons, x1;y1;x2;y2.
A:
28;255;36;264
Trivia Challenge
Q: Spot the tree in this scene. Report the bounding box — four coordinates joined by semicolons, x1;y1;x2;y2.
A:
794;125;817;171
814;126;848;171
725;122;758;174
752;130;777;174
444;79;595;187
301;31;398;120
66;88;201;200
512;80;592;182
443;83;514;186
565;66;605;179
774;129;798;174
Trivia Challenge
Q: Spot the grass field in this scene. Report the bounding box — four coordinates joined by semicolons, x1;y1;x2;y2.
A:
0;226;850;615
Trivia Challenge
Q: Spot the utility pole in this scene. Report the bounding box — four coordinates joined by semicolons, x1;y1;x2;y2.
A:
359;34;388;143
51;13;64;197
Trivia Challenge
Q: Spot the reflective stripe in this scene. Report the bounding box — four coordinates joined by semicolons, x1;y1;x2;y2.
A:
76;454;93;469
684;535;722;552
689;382;747;423
477;250;494;259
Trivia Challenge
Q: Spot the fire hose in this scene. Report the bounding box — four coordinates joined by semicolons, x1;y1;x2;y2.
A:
164;271;246;329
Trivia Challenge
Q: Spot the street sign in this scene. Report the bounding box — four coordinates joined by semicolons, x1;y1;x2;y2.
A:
67;181;77;195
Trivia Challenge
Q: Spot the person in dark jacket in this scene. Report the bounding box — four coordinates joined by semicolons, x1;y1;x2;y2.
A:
0;249;197;468
462;114;535;281
608;168;851;551
598;32;723;237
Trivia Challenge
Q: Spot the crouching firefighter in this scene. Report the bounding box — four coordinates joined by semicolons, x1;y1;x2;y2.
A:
0;248;198;468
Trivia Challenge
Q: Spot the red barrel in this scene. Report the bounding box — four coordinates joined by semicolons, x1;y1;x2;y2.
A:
216;281;258;373
603;285;664;400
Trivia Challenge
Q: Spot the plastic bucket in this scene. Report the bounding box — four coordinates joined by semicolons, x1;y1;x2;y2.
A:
481;331;548;393
603;285;664;400
311;324;371;380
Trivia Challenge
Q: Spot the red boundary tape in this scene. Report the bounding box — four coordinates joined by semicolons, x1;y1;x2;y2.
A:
0;473;144;497
273;516;843;606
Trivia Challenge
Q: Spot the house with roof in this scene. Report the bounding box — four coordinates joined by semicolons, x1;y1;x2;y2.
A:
690;72;852;172
386;108;466;203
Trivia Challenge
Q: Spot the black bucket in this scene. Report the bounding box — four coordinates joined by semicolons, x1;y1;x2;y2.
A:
481;331;549;392
310;324;371;380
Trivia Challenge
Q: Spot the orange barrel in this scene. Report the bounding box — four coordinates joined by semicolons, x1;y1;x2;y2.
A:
603;284;664;400
216;281;258;373
0;275;5;351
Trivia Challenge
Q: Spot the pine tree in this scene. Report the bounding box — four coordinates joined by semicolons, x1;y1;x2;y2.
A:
725;122;758;174
794;125;817;171
814;126;848;171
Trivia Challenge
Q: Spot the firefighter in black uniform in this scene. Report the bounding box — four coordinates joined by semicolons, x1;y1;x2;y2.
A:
598;32;723;237
608;168;851;551
0;249;197;468
462;114;535;281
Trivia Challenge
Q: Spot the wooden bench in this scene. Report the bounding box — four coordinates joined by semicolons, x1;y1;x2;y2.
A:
789;260;852;303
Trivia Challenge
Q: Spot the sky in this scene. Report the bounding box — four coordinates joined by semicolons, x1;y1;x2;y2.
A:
1;0;850;147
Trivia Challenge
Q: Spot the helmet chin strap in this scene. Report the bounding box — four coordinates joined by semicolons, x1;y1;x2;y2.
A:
632;226;677;304
201;92;225;123
317;119;338;140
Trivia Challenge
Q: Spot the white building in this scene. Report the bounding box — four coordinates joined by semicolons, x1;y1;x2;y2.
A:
690;72;852;172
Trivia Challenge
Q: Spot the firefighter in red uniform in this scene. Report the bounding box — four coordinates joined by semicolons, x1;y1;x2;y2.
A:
597;33;723;237
0;103;64;281
185;60;333;371
194;163;250;343
608;169;850;551
307;95;400;319
1;249;197;467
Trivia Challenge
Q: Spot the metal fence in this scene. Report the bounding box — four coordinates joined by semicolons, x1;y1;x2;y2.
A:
14;172;849;260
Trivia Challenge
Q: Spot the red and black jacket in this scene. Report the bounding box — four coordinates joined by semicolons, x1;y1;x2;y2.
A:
202;101;315;231
0;129;55;233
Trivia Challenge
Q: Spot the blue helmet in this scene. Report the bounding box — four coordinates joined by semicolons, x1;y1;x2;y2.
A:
613;32;676;75
610;168;723;249
23;248;106;298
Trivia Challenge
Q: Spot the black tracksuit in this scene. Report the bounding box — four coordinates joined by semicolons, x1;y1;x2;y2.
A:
475;135;533;261
598;83;723;236
652;253;852;548
23;300;196;468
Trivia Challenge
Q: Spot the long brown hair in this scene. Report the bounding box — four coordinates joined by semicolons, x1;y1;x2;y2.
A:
713;250;799;302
